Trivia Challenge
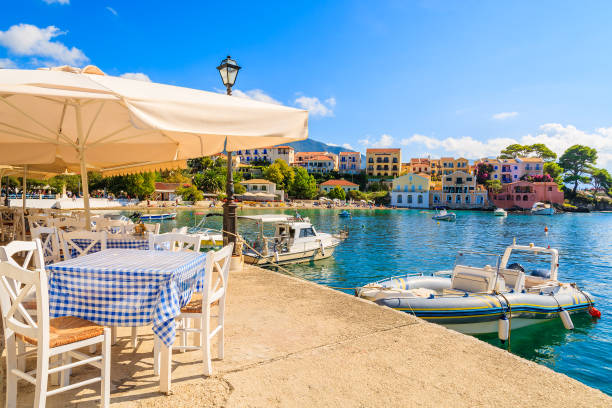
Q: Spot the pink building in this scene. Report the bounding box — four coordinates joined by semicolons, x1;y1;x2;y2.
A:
489;181;564;210
339;151;361;174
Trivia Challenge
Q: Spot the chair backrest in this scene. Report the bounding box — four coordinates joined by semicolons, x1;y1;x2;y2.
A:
31;226;62;265
451;265;497;293
202;243;233;305
0;239;45;271
143;223;161;234
53;217;88;231
60;230;108;259
149;232;201;252
27;214;53;229
0;239;49;349
498;268;525;292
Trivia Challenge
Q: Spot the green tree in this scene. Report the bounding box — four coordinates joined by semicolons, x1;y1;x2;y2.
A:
499;143;556;161
499;144;530;159
558;145;598;194
347;189;365;201
263;159;294;191
529;143;557;162
591;168;612;193
484;179;502;193
327;185;346;200
543;162;563;181
234;183;246;194
289;167;317;199
176;185;203;202
193;169;225;193
162;170;191;184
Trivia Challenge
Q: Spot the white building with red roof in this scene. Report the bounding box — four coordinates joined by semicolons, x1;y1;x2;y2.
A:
319;179;360;194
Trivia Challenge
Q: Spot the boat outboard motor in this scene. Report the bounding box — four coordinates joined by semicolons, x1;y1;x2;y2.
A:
507;263;525;272
530;268;551;279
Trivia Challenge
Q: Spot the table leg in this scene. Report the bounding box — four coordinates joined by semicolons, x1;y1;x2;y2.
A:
159;341;172;395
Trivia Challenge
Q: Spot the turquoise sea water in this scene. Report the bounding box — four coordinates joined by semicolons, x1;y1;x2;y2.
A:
150;208;612;395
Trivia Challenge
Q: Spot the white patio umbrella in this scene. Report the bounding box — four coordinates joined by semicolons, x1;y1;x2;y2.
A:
0;65;308;225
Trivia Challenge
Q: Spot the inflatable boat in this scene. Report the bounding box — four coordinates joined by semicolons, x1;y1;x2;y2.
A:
432;209;456;221
357;241;599;337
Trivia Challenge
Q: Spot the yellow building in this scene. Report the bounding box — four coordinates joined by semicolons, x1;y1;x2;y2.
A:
366;148;401;178
430;157;469;177
390;173;430;208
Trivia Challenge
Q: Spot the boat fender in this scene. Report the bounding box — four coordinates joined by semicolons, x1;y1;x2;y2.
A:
509;289;514;293
428;293;435;299
521;289;526;294
463;292;469;297
498;314;509;343
588;306;602;319
539;291;544;295
559;308;574;330
274;250;280;262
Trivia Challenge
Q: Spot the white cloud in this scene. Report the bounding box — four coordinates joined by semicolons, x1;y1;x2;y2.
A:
342;143;355;150
0;24;88;66
42;0;69;4
359;134;395;148
327;143;339;147
106;6;118;16
0;58;17;68
227;89;281;105
492;111;518;120
120;72;151;82
294;96;335;117
398;123;612;169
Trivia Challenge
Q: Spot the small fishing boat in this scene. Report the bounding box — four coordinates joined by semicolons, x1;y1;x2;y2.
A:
241;214;347;265
494;208;507;217
432;209;456;221
339;210;351;218
356;240;599;337
531;202;554;215
138;212;177;221
188;213;224;246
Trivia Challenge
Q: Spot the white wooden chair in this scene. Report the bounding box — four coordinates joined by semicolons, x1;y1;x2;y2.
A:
143;223;160;234
148;232;201;252
53;217;88;232
31;227;62;265
171;226;188;234
131;232;201;348
27;215;54;230
0;239;111;408
153;243;233;376
59;230;107;260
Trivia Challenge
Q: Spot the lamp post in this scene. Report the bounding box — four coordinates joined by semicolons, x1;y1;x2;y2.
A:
217;56;241;254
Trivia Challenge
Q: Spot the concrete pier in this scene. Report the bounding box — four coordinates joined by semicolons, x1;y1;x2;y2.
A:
1;265;610;407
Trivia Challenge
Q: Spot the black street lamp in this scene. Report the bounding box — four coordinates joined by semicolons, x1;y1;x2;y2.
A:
217;56;241;254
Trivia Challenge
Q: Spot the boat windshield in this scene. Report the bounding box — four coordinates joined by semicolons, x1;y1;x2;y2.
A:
504;250;553;278
454;251;501;270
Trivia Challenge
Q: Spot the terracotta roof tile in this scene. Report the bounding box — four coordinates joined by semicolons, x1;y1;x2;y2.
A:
320;179;359;186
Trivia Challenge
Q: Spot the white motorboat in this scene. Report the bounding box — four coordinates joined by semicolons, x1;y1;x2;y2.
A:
494;208;507;217
357;240;599;337
241;214;347;265
531;202;554;215
432;209;456;221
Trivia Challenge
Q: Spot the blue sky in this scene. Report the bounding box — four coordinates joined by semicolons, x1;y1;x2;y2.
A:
1;0;611;169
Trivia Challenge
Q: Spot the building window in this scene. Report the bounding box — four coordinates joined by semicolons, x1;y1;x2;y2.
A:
434;194;440;203
456;195;461;204
477;196;483;204
446;195;452;202
465;195;471;204
369;158;374;163
252;185;258;191
494;166;498;170
494;174;498;179
548;187;552;191
523;195;528;201
516;195;520;201
417;195;423;204
397;194;402;204
407;195;413;204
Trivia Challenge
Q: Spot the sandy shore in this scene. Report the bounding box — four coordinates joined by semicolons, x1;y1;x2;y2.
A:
1;264;609;407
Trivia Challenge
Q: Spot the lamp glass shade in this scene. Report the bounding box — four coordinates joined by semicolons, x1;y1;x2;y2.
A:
217;56;241;87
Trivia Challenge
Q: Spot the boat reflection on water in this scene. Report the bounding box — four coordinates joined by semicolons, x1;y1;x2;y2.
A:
476;313;596;364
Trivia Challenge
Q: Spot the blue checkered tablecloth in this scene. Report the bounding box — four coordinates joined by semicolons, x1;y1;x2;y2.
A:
69;237;149;257
46;248;207;347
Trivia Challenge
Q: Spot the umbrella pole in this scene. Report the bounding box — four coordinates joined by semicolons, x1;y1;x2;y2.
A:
223;151;237;255
79;151;91;230
21;165;27;239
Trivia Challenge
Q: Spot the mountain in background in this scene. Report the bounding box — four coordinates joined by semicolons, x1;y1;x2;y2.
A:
285;139;366;168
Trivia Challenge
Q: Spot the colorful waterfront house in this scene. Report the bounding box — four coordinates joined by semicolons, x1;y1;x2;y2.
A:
489;181;563;210
306;155;337;174
320;179;359;194
235;146;294;165
408;158;430;174
366;148;401;178
240;179;285;201
390;173;430;208
294;152;338;171
517;157;544;179
338;151;361;174
435;171;488;209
